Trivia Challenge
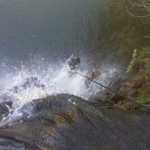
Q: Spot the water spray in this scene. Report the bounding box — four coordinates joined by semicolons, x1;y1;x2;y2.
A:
76;71;150;111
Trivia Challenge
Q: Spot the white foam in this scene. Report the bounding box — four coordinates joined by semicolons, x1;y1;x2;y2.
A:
0;62;119;109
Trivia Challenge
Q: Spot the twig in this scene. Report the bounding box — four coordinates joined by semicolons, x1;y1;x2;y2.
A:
126;5;150;17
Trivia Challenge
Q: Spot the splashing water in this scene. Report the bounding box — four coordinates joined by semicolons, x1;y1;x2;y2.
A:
0;58;121;129
0;59;119;112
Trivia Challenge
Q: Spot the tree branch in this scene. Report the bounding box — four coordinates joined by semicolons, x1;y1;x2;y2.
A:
126;5;150;17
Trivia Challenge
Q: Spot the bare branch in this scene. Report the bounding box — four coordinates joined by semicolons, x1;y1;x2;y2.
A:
145;6;150;12
128;0;145;7
126;5;150;17
126;0;150;17
143;35;150;38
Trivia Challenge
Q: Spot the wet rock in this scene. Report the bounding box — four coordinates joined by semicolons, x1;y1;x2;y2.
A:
131;80;142;88
0;93;16;102
84;67;100;88
0;101;12;121
114;101;138;110
132;61;145;74
127;90;139;98
0;138;39;150
109;94;124;102
90;77;143;110
97;90;111;100
131;58;150;74
0;94;150;150
9;77;45;94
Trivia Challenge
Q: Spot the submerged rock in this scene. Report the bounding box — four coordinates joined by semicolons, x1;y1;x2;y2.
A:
9;77;45;94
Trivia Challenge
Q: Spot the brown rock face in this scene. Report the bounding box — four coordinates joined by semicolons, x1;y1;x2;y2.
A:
0;94;150;150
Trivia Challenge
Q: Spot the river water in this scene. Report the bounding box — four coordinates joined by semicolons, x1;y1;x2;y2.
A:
0;1;150;149
0;0;109;73
0;0;131;104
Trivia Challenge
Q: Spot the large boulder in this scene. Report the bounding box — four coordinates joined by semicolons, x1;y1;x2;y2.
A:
0;94;150;150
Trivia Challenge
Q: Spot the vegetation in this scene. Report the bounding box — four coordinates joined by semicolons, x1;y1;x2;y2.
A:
128;47;150;103
126;49;137;73
129;47;150;79
94;1;150;109
102;0;150;67
90;0;150;69
125;0;150;18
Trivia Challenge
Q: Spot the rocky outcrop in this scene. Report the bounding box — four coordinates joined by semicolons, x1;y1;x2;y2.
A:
131;58;150;74
9;77;45;94
92;76;150;110
0;94;150;150
91;50;150;110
